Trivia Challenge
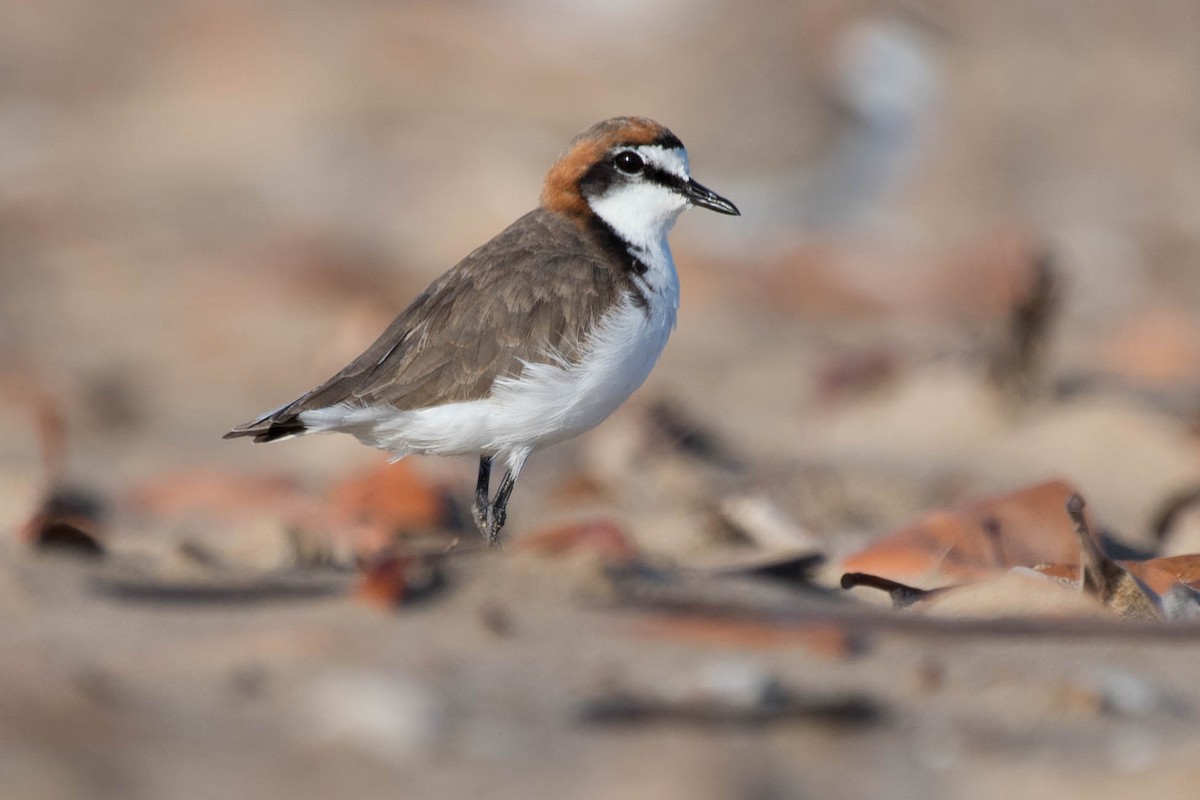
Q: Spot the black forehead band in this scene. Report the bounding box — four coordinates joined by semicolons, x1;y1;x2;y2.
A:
653;132;684;150
614;132;684;151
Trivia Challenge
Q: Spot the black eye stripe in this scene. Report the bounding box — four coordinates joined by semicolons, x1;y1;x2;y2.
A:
614;149;687;189
640;164;686;192
578;152;688;200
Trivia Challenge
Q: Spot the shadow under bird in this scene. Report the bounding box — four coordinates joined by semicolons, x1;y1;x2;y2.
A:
225;117;739;545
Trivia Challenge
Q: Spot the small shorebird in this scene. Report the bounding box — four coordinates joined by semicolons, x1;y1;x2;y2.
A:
225;117;739;545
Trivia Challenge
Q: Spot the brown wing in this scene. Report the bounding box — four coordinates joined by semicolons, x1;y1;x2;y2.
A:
225;209;627;441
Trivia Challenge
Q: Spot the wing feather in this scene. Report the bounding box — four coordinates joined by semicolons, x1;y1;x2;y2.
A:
224;209;627;440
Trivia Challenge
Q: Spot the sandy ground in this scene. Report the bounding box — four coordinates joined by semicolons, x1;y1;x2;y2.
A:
5;1;1200;798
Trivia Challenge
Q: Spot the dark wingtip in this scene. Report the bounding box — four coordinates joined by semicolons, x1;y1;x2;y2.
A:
223;417;307;443
257;419;307;442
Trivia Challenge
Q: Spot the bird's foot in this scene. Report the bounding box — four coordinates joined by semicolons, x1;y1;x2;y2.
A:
471;502;490;540
485;505;507;549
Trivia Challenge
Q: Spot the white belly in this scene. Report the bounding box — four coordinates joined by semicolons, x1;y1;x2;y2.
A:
484;293;675;450
300;292;676;459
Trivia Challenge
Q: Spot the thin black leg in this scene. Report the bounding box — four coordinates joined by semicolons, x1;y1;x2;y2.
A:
472;456;492;539
486;469;518;548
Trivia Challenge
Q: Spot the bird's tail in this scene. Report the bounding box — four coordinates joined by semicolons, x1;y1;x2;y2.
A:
223;404;308;443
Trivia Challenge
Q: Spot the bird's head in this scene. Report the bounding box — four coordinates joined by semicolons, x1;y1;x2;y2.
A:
541;117;739;249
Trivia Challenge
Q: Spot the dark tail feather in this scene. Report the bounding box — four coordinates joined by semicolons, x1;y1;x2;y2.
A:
223;415;308;443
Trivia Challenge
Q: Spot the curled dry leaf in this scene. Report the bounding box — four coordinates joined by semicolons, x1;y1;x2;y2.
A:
839;479;1087;584
838;492;1200;621
1036;555;1200;591
1128;554;1200;590
1113;556;1200;621
846;494;1200;621
21;486;108;558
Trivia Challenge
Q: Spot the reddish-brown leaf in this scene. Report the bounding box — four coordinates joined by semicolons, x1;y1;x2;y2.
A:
21;486;107;558
353;554;412;609
839;479;1087;583
1124;555;1200;592
325;460;449;534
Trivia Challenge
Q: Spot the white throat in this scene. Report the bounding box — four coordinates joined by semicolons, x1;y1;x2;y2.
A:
583;144;692;310
588;184;688;254
590;187;684;312
586;144;693;255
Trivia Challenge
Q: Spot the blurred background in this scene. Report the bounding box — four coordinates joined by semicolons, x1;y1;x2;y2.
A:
4;0;1200;523
4;1;1200;798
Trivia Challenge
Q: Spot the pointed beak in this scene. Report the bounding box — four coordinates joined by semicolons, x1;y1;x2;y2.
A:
683;178;740;216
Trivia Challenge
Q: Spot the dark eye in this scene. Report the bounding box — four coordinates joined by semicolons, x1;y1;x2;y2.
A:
614;151;644;175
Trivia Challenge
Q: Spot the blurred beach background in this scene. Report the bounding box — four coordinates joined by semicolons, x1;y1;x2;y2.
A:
4;1;1200;798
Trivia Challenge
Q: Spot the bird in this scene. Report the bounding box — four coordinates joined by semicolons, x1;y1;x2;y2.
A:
224;117;739;546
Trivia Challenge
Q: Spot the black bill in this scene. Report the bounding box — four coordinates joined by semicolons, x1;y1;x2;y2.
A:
684;178;740;215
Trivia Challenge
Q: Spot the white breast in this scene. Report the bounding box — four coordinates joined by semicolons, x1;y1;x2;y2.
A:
301;246;681;462
485;285;677;450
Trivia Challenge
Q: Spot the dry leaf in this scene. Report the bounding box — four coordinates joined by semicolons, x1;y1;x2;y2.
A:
21;486;107;558
1129;554;1200;590
839;479;1086;583
325;460;450;535
354;554;411;609
353;553;446;610
841;494;1200;621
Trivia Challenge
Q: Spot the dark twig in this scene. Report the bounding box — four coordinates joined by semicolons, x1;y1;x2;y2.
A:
840;572;951;609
